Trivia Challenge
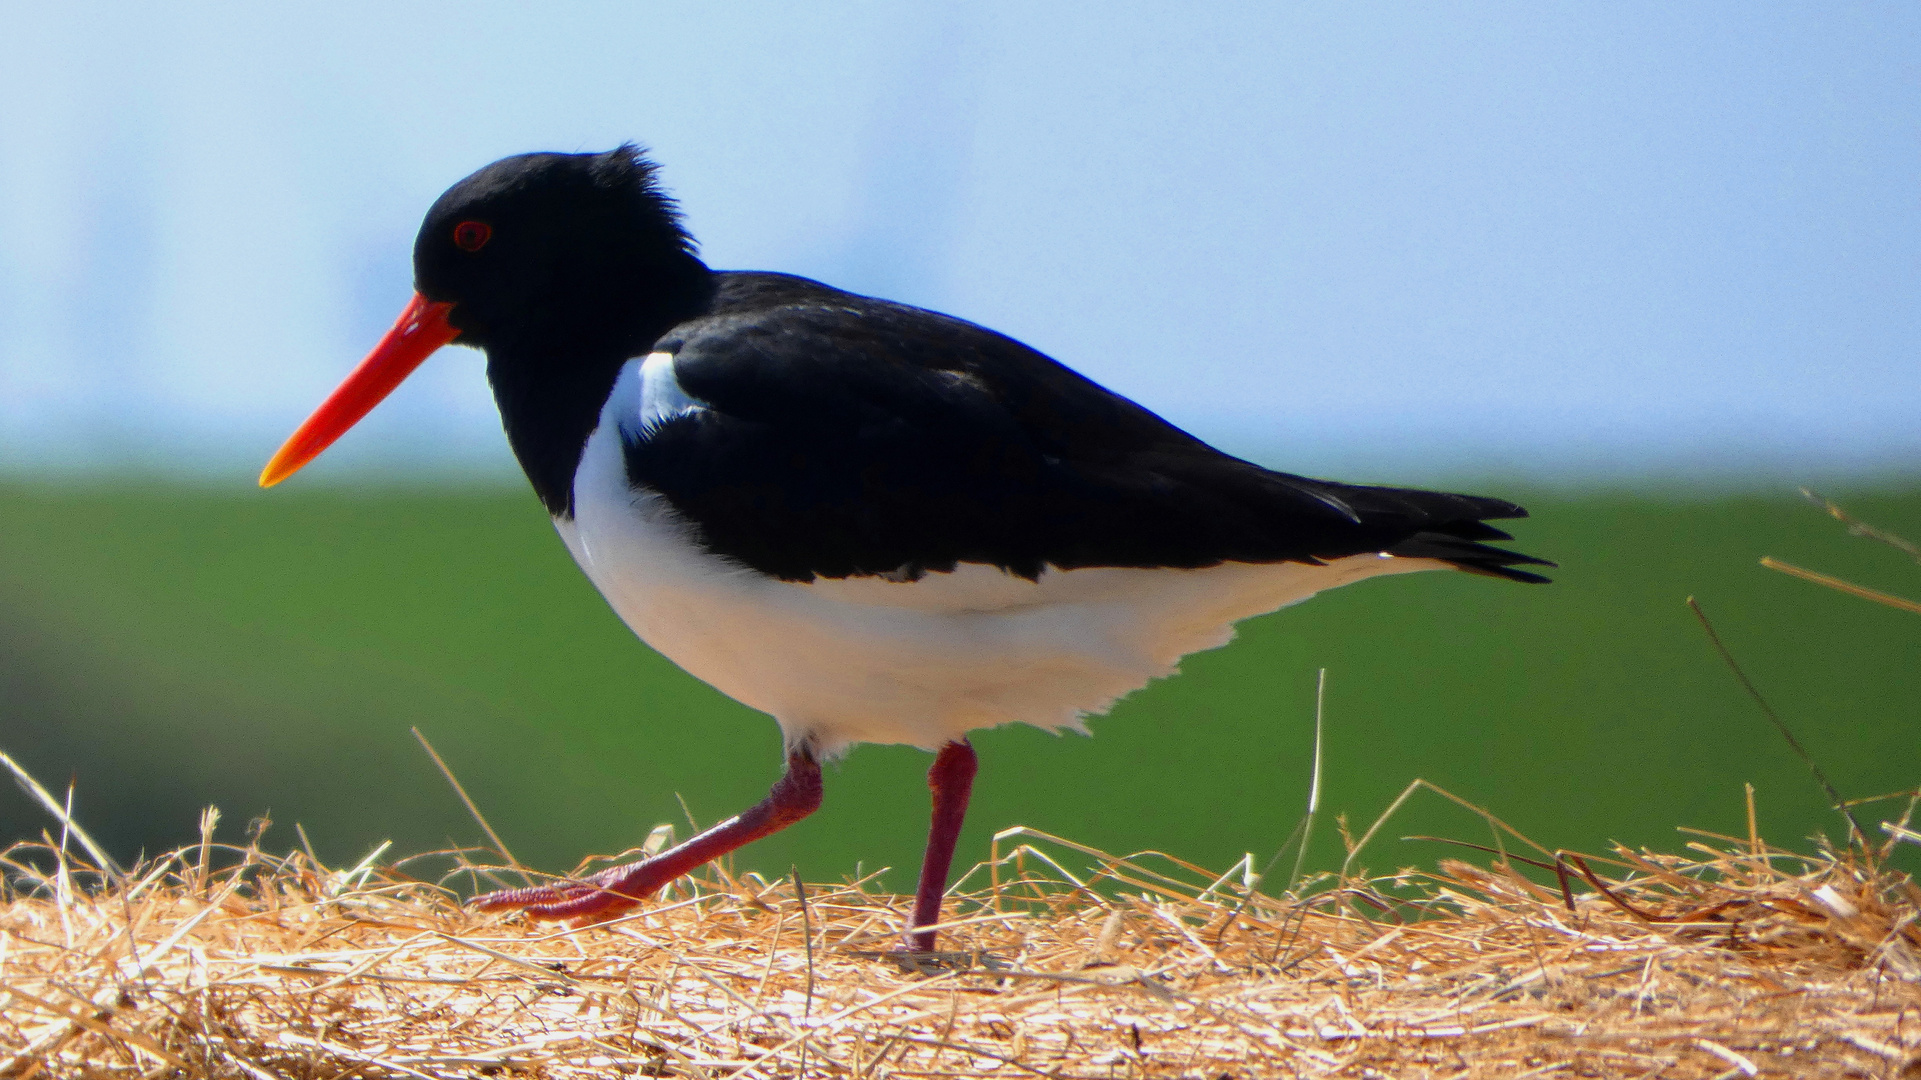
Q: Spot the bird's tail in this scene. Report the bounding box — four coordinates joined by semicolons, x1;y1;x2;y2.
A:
1386;525;1555;583
1316;482;1556;584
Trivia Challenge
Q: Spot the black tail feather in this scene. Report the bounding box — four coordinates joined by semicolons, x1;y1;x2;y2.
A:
1387;530;1556;584
1282;477;1550;583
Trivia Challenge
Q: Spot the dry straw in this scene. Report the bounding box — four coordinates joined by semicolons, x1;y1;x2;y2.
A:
3;775;1920;1079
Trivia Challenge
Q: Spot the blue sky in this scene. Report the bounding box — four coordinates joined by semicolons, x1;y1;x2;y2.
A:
1;3;1915;484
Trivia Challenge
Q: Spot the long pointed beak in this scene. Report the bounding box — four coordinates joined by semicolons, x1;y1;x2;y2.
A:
259;294;458;487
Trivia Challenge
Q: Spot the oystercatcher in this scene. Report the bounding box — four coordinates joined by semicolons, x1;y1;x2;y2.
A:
262;146;1550;950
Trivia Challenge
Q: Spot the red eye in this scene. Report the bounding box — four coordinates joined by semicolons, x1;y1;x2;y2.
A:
453;220;492;252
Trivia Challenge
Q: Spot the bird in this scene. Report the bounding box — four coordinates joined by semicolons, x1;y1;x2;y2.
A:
261;145;1550;952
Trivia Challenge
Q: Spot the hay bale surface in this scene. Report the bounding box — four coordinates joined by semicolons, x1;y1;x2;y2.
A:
2;822;1918;1079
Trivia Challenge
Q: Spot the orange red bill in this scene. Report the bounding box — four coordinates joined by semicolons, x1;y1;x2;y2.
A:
259;294;457;487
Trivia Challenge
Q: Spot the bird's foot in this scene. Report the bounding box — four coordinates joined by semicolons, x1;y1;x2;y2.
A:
471;859;675;922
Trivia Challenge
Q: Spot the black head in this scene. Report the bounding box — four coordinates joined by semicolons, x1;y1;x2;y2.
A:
404;147;715;517
263;146;713;514
414;145;710;354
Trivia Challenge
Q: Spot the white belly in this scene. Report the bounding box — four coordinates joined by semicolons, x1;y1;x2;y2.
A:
558;359;1445;757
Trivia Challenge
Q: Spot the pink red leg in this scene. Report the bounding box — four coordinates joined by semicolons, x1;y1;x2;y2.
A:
473;749;823;921
908;739;978;952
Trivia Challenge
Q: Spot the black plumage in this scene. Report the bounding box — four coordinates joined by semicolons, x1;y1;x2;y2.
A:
629;272;1550;584
414;146;1550;586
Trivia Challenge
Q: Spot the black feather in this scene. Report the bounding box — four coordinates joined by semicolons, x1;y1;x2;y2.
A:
418;148;1551;583
623;273;1553;583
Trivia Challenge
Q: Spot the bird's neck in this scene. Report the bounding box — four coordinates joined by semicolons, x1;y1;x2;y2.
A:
486;261;715;517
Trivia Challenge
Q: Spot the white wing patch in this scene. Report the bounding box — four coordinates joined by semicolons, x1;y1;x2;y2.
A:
635;351;704;435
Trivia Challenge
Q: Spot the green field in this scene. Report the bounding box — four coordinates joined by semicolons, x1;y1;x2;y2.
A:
1;478;1915;891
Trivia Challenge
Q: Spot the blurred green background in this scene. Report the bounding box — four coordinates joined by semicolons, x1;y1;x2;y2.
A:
1;478;1914;889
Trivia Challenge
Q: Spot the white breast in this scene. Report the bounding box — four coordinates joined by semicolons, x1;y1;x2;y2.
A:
557;355;1447;757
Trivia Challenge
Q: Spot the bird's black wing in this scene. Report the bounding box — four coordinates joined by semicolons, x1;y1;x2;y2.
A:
625;272;1551;584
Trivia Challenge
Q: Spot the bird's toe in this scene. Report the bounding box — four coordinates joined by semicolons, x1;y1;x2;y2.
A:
470;860;672;921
